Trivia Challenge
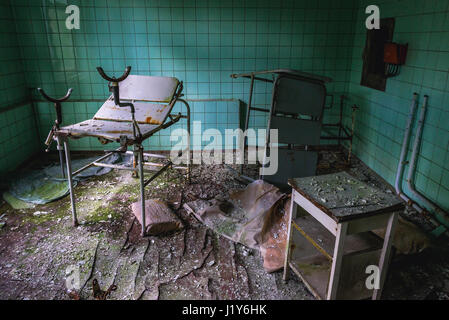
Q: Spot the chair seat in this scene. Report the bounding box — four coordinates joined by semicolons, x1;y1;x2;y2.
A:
59;119;160;142
57;74;181;143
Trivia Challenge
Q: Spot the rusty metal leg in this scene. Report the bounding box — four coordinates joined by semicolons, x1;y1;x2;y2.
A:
283;193;298;282
56;138;65;178
132;153;139;178
137;144;146;236
62;138;78;227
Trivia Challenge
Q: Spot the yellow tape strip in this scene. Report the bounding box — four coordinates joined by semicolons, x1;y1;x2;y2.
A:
292;220;333;261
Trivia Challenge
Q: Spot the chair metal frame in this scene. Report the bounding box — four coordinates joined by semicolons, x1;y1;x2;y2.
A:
38;66;191;236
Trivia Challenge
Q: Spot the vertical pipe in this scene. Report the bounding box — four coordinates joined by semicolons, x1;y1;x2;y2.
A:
63;138;78;227
185;100;191;182
244;74;255;139
347;105;358;164
395;93;418;196
338;95;344;146
407;95;428;187
137;145;146;236
394;94;448;235
406;95;449;231
242;73;255;174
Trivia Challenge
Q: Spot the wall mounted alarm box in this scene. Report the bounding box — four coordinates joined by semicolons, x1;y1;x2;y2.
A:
384;42;408;65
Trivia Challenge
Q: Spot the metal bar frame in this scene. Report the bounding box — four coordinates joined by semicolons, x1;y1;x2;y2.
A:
233;69;334;181
239;103;353;142
260;72;327;181
238;82;352;145
230;69;332;83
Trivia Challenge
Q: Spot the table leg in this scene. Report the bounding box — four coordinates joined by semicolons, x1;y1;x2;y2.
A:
373;212;398;300
327;222;348;300
283;192;298;282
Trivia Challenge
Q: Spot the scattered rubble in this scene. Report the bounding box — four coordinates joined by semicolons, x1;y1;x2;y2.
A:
0;149;447;300
33;211;49;216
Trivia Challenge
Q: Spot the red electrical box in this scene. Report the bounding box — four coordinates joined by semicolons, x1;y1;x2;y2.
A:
384;42;408;65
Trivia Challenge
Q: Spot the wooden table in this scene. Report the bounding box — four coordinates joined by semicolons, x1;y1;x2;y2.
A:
283;171;404;300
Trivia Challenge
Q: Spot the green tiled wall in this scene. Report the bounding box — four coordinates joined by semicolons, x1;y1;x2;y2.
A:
346;0;449;213
8;0;356;151
0;0;39;178
0;0;28;108
1;0;448;217
0;104;40;177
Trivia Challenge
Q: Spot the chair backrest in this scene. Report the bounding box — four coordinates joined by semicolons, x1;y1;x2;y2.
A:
268;73;326;146
272;73;326;118
118;75;180;103
256;70;329;188
94;75;181;124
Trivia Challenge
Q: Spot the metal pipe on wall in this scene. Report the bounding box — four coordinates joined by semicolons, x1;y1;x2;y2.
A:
394;93;449;237
395;93;418;202
406;95;449;232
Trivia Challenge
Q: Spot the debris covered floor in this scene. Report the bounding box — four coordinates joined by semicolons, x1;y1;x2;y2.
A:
1;149;449;300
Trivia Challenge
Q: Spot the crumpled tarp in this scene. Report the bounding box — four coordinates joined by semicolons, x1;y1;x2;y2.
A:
184;180;289;273
3;153;124;208
184;179;434;273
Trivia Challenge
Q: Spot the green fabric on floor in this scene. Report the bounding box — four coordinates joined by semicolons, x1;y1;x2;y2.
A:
2;191;35;209
3;153;125;207
8;171;75;205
